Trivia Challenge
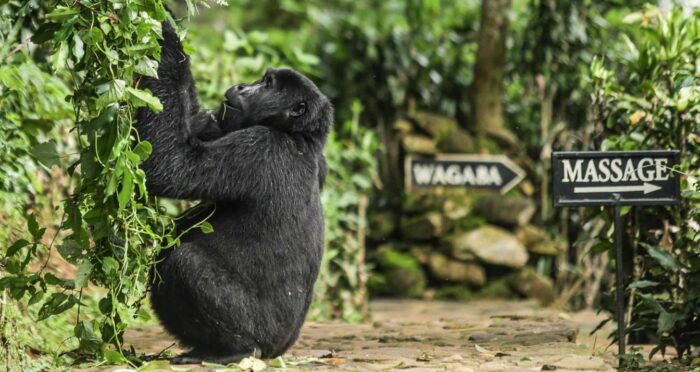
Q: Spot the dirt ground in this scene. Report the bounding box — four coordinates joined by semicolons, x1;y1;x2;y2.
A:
117;299;635;371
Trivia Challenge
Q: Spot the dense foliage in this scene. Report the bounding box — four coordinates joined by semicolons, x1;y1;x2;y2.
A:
590;6;700;358
1;0;378;367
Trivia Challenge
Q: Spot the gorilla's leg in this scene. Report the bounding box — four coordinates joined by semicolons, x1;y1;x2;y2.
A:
151;243;261;364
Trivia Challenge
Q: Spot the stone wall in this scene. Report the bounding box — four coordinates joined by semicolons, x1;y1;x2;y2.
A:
367;112;563;305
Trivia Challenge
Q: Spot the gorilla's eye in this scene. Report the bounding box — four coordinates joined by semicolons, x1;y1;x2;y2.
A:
290;102;307;117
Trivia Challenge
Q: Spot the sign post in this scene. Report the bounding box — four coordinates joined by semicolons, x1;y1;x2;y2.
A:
552;150;681;363
405;154;525;194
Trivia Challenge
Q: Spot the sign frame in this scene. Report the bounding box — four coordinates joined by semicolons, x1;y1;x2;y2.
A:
404;154;526;194
552;150;681;207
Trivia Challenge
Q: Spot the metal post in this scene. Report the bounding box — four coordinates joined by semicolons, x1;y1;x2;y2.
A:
613;193;626;363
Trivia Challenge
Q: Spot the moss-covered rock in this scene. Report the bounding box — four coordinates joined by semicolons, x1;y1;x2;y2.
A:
509;267;555;305
368;210;397;241
474;195;535;227
515;225;562;256
400;211;443;241
372;247;426;298
434;285;474;301
427;252;486;287
479;278;515;299
447;225;528;267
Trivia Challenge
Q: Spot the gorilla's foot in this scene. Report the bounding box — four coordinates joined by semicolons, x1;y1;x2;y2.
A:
170;349;256;365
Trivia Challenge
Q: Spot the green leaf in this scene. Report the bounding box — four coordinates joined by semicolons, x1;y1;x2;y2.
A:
135;59;159;78
51;41;70;71
102;257;119;275
658;311;683;334
104;349;127;364
75;321;101;353
27;214;42;239
73;34;85;62
46;6;80;21
118;170;134;210
32;141;60;168
57;239;82;263
126;87;163;112
6;239;30;257
28;291;44;306
628;280;659;290
75;260;93;288
44;273;74;288
200;221;214;234
96;80;126;109
133;141;152;161
641;243;681;271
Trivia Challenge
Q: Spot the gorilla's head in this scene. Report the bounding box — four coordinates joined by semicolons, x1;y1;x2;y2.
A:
217;68;333;136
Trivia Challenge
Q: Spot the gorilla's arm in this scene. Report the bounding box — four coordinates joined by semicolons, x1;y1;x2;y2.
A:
135;23;284;201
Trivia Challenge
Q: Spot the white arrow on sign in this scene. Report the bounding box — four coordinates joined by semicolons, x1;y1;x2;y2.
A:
574;182;662;195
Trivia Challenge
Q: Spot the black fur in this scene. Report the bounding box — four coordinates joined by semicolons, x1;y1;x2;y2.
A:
135;22;332;364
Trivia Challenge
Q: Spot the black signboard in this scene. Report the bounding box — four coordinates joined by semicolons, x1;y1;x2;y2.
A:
405;154;525;194
552;149;682;363
552;151;681;207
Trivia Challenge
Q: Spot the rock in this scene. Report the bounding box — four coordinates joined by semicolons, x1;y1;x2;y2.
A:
479;278;515;299
509;267;555;305
441;196;472;221
412;111;458;137
516;225;562;256
468;315;577;345
368;211;397;241
372;247;426;298
447;225;528;268
401;134;436;154
400;212;443;241
394;118;413;135
550;355;609;370
402;192;444;213
411;111;475;153
409;245;431;265
434;285;474;301
530;241;562;256
427;253;486;286
474;196;535;227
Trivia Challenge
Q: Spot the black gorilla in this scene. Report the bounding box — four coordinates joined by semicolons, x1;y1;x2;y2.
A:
135;22;332;364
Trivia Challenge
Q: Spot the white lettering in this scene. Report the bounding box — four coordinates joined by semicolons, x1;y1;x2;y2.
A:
489;166;502;186
433;165;447;185
610;159;623;182
598;159;611;182
463;167;475;185
638;158;655;181
476;166;491;185
563;160;583;182
655;158;669;181
623;160;638;181
584;161;599;182
446;165;462;184
413;164;434;185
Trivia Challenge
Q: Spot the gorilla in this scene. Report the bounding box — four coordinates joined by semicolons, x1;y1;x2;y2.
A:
134;21;332;364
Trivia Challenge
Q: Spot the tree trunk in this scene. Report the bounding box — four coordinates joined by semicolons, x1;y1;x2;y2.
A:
471;0;512;137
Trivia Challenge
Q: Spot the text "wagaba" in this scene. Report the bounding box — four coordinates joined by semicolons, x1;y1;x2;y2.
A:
562;158;670;183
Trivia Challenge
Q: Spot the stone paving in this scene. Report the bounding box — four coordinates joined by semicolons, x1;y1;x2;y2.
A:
122;299;619;371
